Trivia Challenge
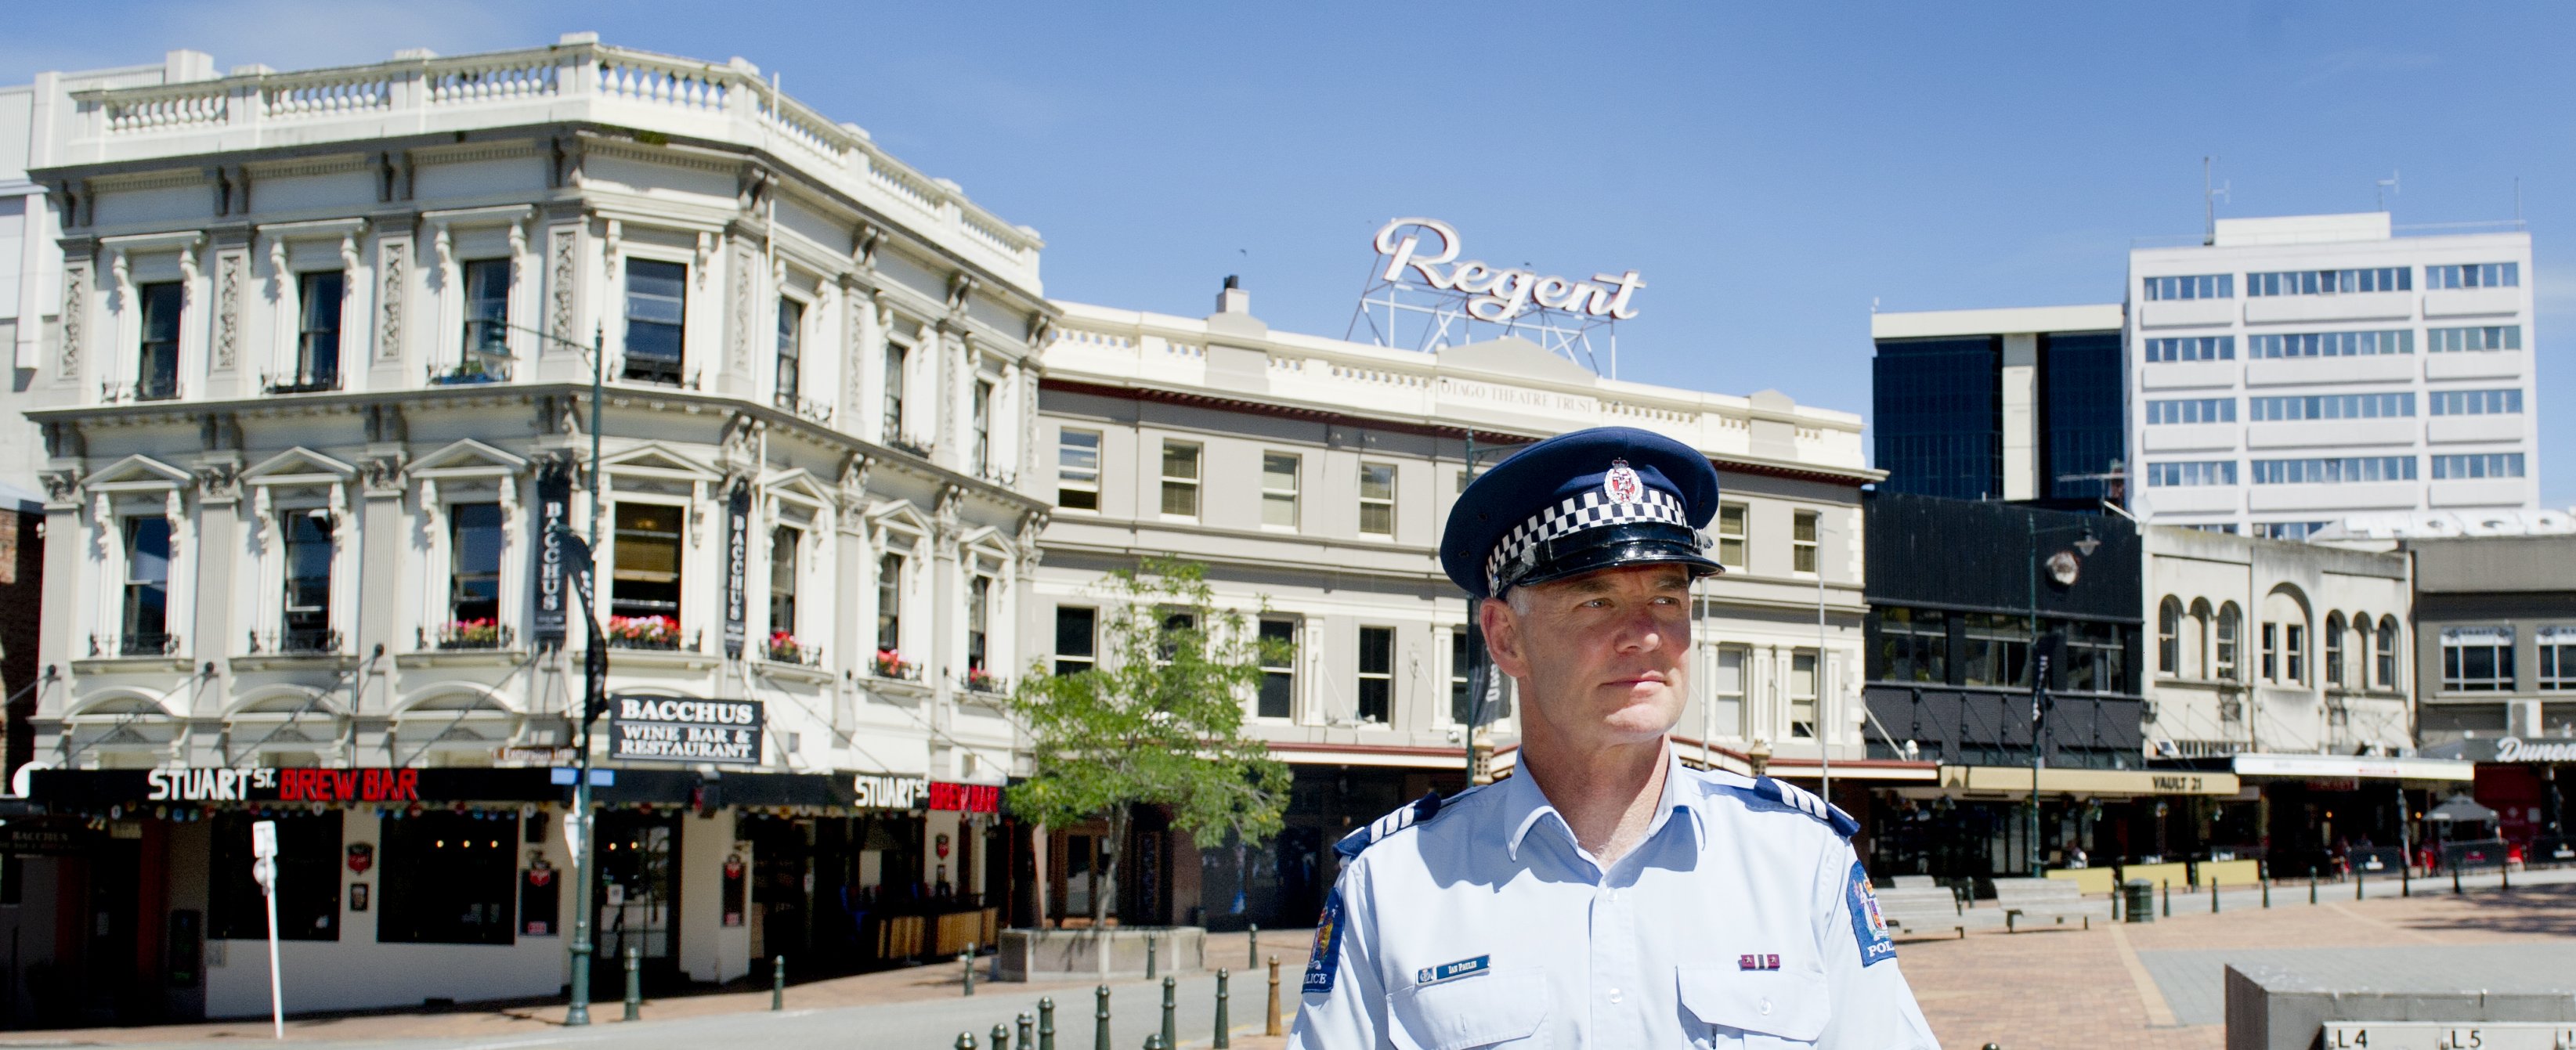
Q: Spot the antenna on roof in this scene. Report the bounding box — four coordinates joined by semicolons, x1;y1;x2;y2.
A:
2375;170;2400;213
2202;157;2229;244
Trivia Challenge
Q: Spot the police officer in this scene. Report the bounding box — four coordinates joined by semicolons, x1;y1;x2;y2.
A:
1288;426;1938;1048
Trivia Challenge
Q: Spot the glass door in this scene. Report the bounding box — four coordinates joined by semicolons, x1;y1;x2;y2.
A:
594;811;681;990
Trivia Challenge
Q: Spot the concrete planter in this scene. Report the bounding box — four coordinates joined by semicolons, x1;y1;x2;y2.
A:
998;926;1205;982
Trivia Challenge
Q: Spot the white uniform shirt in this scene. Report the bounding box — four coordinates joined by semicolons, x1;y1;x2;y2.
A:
1288;752;1940;1049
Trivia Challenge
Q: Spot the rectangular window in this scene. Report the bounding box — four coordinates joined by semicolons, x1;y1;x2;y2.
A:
876;554;904;655
2428;388;2523;416
610;503;683;626
379;810;517;945
1872;607;1946;684
2427;326;2521;352
448;502;504;636
1710;646;1747;737
2284;622;2306;684
1357;626;1393;723
1716;503;1747;570
210;812;339;941
2144;399;2235;424
2062;620;2124;693
1159;440;1201;518
2425;262;2519;289
2260;622;2279;681
2142;336;2235;363
2245;267;2410;297
2247;393;2414;421
2216;607;2242;681
2374;619;2398;687
966;574;992;673
2145;460;2238;487
768;525;800;641
1056;428;1100;511
1262;452;1301;529
972;380;995;476
1790;651;1818;738
882;342;909;444
2325;619;2346;687
2538;627;2575;691
1961;613;2029;687
2432;453;2525;480
282;512;335;651
2250;456;2417;485
287;270;345;391
622;258;687;384
463;258;511;360
774;297;804;405
1792;511;1819;574
1449;629;1474;726
1358;462;1396;536
138;280;183;400
2441;627;2515;691
2247;330;2412;358
1259;619;1298;719
2143;274;2233;301
1053;606;1097;677
121;516;173;655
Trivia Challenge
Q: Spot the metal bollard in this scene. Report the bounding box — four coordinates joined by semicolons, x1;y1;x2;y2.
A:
2357;868;2365;901
623;946;642;1021
1215;969;1231;1049
771;954;786;1011
992;1023;1009;1050
1160;976;1178;1050
2211;880;2220;914
1146;936;1158;980
2162;881;2170;918
2502;861;2512;893
1267;955;1283;1037
1250;924;1260;970
1018;1012;1035;1050
2309;873;2318;904
1040;998;1057;1050
956;1035;975;1050
1143;1037;1163;1050
963;947;976;997
2454;865;2463;895
1095;986;1111;1050
2263;877;2271;908
2402;861;2411;897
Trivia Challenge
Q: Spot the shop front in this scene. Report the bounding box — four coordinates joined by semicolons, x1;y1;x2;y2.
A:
1872;765;2245;888
13;765;1005;1023
2421;735;2574;867
2227;753;2478;879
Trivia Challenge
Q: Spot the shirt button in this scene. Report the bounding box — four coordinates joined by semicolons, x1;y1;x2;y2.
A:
1607;988;1624;1005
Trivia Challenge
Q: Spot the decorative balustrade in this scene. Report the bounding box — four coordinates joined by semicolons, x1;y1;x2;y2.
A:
594;52;728;110
103;85;228;132
249;628;343;655
262;72;390;121
90;633;180;658
428;57;556;104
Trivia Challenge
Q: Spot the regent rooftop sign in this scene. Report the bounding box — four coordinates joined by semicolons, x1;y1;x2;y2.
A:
1372;218;1644;323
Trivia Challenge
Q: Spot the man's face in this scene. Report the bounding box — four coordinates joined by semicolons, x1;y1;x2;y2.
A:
1481;563;1692;752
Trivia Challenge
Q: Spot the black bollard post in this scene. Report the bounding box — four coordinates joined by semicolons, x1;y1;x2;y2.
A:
2309;872;2318;905
1215;969;1231;1049
992;1023;1009;1050
2402;861;2411;898
2212;879;2220;915
623;946;641;1021
956;1035;975;1050
2501;860;2512;893
2453;864;2462;895
1018;1012;1035;1050
2262;876;2271;908
1143;1037;1162;1050
2357;868;2365;901
1040;998;1057;1050
1146;936;1158;981
2162;880;2171;918
1095;986;1111;1050
1160;976;1177;1050
771;954;786;1011
963;947;976;997
1249;924;1259;971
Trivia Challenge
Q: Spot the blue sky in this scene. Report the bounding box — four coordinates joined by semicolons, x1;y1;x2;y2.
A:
11;2;2569;503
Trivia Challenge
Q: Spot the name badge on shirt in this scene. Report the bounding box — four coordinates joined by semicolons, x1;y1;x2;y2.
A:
1414;954;1489;986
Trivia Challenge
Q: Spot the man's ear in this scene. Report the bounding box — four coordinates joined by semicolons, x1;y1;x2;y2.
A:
1479;597;1529;680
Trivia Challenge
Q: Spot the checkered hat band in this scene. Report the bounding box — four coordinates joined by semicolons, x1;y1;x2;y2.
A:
1484;489;1689;593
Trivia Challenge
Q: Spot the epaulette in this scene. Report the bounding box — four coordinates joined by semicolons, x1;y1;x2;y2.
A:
1333;790;1445;859
1722;776;1860;839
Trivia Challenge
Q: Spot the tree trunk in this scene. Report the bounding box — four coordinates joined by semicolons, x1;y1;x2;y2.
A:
1093;805;1128;929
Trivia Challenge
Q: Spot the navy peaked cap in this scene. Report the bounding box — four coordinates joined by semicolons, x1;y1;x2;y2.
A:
1440;426;1722;600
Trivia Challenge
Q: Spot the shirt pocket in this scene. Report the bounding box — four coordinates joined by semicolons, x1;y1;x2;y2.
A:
1384;968;1550;1050
1677;965;1830;1049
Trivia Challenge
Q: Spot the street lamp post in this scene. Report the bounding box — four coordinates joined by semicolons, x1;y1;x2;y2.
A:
2023;511;2099;877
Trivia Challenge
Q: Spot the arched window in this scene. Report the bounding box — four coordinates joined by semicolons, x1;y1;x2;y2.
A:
2158;597;2183;675
2216;603;2243;681
2375;615;2401;687
2260;589;2310;684
2188;599;2214;679
2324;612;2347;687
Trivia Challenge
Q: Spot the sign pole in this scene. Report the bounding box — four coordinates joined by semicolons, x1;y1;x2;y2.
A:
251;820;284;1040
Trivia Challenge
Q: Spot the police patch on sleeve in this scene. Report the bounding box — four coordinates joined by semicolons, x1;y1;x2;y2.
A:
1846;862;1896;966
1302;889;1347;994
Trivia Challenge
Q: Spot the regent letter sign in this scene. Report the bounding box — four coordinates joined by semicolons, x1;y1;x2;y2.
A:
1372;218;1643;323
609;695;765;764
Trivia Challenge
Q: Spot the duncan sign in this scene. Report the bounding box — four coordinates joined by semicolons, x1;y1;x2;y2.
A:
609;695;765;765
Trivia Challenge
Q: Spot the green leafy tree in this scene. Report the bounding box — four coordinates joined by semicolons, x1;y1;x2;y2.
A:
1007;558;1292;927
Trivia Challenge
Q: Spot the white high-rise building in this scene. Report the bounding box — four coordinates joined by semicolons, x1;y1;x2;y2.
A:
2128;212;2538;538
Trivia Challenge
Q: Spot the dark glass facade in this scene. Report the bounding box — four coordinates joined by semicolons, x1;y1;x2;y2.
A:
2040;332;2124;501
1873;337;2002;500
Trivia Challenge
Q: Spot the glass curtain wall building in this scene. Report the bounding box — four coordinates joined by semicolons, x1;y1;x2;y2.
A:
1871;305;2129;507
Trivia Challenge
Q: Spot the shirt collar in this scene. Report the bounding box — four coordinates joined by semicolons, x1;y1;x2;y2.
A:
1502;742;1707;862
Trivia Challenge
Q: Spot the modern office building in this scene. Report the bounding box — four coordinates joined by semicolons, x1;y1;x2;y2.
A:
12;38;1048;1023
2129;213;2538;538
1869;304;2126;506
1035;281;1894;930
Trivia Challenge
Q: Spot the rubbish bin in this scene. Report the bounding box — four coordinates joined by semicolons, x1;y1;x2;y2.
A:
2122;879;2155;923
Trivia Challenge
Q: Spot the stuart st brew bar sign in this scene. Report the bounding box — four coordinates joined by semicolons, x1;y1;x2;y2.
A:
609;695;766;764
1371;217;1645;323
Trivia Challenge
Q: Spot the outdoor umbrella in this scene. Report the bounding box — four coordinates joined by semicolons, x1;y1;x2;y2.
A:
2425;795;2498;825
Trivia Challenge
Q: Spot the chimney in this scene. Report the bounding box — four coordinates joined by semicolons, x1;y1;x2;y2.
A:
1215;274;1250;315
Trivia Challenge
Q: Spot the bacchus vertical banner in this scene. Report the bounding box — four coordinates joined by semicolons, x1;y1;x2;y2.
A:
722;478;750;659
532;464;573;647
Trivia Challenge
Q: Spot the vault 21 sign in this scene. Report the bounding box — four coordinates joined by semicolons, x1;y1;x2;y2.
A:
1371;218;1644;324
